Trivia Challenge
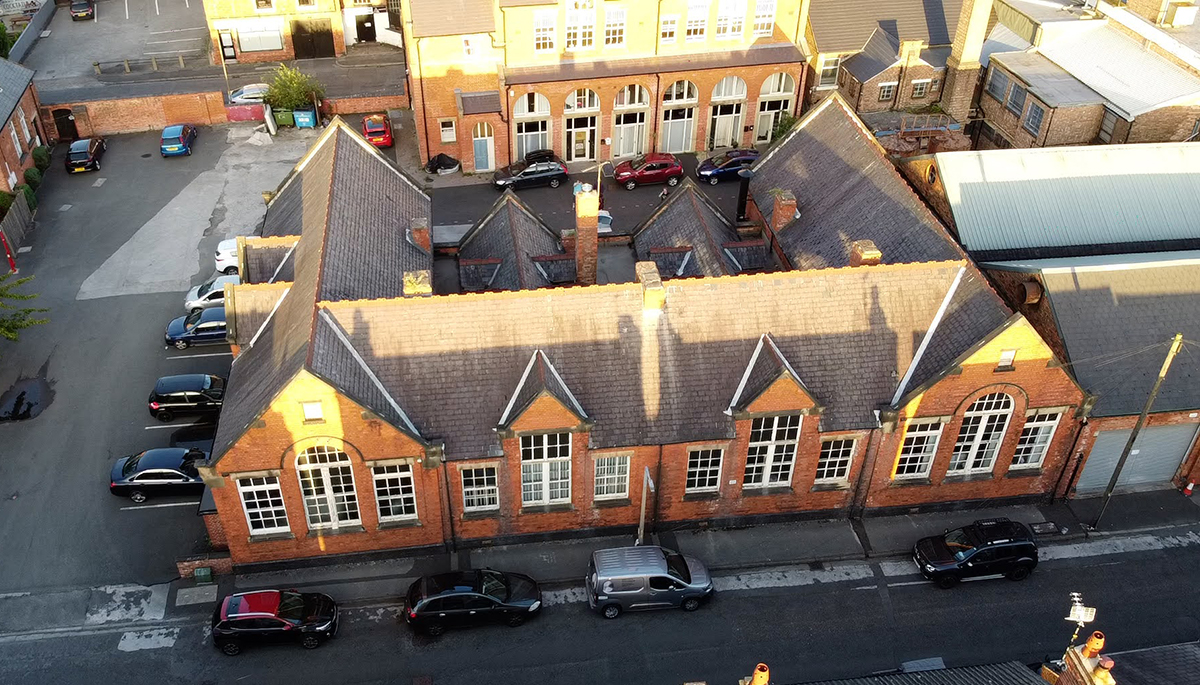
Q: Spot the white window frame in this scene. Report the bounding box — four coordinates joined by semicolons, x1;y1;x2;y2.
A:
296;445;361;530
605;8;625;47
514;92;551;118
878;82;897;101
948;393;1014;475
372;463;418;522
236;475;290;535
998;349;1018;369
593;454;630;500
752;0;775;36
715;0;745;40
615;84;649;109
565;88;600;112
686;0;709;42
663;79;698;104
1006;83;1027;116
520;433;572;506
985;67;1010;101
9;126;20;157
237;29;283;53
1023;103;1045;137
1098;107;1118;143
818;55;841;88
16;105;30;143
461;466;499;512
685;447;723;493
911;78;931;99
1011;411;1061;470
533;10;556;52
301;401;323;422
566;6;595;50
895;421;944;479
712;75;747;101
815;438;856;483
743;415;800;488
660;15;678;44
439;119;456;143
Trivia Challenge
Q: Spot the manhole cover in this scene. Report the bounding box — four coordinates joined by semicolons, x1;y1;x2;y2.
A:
141;153;152;158
1031;521;1060;535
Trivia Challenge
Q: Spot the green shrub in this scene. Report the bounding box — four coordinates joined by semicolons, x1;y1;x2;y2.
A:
264;64;325;111
0;191;13;215
22;167;41;190
15;184;35;210
31;146;50;172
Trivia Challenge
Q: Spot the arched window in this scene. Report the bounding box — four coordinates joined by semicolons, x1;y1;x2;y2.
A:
473;122;493;138
712;75;747;101
614;84;649;109
514;92;551;118
760;72;795;97
565;88;600;112
662;79;698;104
296;445;360;529
948;393;1013;474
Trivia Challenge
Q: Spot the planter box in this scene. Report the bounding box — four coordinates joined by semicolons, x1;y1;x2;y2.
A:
273;109;295;127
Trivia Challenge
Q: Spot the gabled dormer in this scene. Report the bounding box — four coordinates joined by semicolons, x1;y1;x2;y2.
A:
728;334;822;418
458;190;574;291
497;350;590;435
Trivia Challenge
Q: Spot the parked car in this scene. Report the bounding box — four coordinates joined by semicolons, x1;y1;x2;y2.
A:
164;307;228;350
109;448;205;503
215;238;238;275
70;0;94;20
361;114;393;148
425;153;461;175
65;137;106;174
211;590;339;656
586;546;713;619
913;517;1039;589
696;149;760;185
228;83;269;105
185;274;240;313
493;157;569;191
403;569;542;636
160;124;198;157
148;374;225;422
170;423;216;452
613;153;684;191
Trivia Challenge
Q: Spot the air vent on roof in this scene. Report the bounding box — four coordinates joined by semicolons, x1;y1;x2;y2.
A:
1164;2;1198;28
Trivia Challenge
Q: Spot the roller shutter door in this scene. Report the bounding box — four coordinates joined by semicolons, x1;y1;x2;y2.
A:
1075;424;1198;495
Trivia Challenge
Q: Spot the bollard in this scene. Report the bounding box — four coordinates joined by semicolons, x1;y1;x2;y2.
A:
93;61;101;75
123;59;130;73
151;56;158;71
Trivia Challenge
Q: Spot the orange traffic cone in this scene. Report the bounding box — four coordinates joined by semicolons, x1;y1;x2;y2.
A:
1185;481;1195;497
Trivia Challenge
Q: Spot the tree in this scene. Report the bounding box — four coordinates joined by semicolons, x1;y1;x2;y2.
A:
264;64;325;111
771;113;799;144
0;272;48;344
0;24;10;60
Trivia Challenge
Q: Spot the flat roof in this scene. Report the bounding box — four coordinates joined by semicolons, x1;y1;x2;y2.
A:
989;51;1104;107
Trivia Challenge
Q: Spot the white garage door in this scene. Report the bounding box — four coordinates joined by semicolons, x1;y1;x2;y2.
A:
1075;424;1198;495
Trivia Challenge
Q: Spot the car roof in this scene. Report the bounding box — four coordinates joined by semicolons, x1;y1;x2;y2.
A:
162;125;185;136
592;546;668;577
198;307;226;322
363;114;387;124
209;274;240;287
129;448;196;472
421;571;480;597
239;83;268;92
970;518;1033;544
68;139;91;151
640;152;678;163
727;149;759;158
154;373;210;393
222;590;281;619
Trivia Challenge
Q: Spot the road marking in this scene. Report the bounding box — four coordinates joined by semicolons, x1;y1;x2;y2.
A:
124;0;128;19
93;177;106;187
154;0;159;15
175;585;218;606
121;501;199;511
166;351;232;359
118;627;178;651
149;27;207;33
17;246;30;253
146;38;202;44
86;585;168;625
143;49;203;55
144;422;208;431
0;591;31;599
58;204;72;212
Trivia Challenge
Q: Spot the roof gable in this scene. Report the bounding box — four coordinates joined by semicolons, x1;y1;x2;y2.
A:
633;179;767;278
729;334;821;414
458;191;570;291
499;350;588;429
842;28;901;82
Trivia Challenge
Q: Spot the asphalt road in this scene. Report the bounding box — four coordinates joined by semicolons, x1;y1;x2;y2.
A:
2;544;1198;685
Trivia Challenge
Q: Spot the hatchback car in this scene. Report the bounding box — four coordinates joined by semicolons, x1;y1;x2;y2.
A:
493;157;569;190
109;448;205;503
913;517;1039;589
165;307;227;350
65;137;106;174
185;274;240;313
586;546;713;619
149;374;225;422
70;0;94;20
696;149;760;185
215;238;239;275
613;153;684;191
228;83;269;105
212;590;339;656
160;124;198;157
404;569;542;636
362;114;393;148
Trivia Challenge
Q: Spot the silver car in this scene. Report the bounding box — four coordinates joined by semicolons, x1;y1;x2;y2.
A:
585;545;713;619
184;274;240;313
228;83;269;105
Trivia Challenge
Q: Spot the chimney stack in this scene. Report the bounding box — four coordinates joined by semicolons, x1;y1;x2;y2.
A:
767;189;798;239
635;261;666;311
898;39;924;67
574;187;600;286
1055;631;1118;685
736;168;754;222
941;0;996;122
850;240;882;266
409;217;432;254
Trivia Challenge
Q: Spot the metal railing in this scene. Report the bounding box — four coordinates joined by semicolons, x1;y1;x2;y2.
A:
898;113;955;137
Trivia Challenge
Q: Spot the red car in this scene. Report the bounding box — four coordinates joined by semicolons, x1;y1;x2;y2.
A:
362;114;393;148
613;152;684;190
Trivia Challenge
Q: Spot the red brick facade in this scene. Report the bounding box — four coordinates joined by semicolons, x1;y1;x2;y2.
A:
838;63;946;114
0;84;45;194
40;93;230;139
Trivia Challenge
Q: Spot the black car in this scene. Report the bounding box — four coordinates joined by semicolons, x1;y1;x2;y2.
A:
696;149;760;185
70;0;94;20
65;137;106;173
212;590;339;656
493;157;569;190
404;569;542;636
170;423;216;452
913;517;1039;589
109;448;205;503
148;374;225;422
522;149;558;164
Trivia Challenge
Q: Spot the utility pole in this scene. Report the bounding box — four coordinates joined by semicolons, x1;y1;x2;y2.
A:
1092;333;1184;529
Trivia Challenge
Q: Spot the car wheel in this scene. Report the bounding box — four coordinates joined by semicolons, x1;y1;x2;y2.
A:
102;142;108;152
667;176;680;187
185;148;192;156
602;604;621;620
506;614;525;628
708;176;719;186
220;642;241;656
935;575;959;590
128;491;147;504
156;410;175;423
624;180;637;191
681;597;701;612
174;339;189;350
301;635;321;650
1007;565;1031;582
425;623;445;637
548;178;562;189
222;266;239;276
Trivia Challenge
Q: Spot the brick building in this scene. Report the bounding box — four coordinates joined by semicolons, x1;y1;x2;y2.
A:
398;0;807;174
202;0;348;63
0;60;44;193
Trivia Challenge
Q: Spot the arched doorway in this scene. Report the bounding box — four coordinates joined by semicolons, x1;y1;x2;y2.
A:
473;122;495;173
708;76;747;149
756;72;796;143
660;80;698;153
563;88;599;162
52;108;78;141
612;84;649;159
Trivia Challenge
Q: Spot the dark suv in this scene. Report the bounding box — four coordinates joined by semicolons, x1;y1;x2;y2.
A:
404;569;542;636
913;517;1038;589
148;374;224;422
211;590;339;656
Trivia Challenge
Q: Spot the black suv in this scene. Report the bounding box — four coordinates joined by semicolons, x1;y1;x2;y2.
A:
913;517;1038;589
404;569;542;636
211;590;338;656
148;374;225;422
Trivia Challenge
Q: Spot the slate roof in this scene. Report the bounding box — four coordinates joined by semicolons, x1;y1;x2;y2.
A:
843;28;901;82
408;0;495;37
461;91;502;115
242;241;297;285
750;94;965;270
729;334;810;412
808;0;965;53
799;661;1044;685
498;350;588;428
504;43;804;84
1110;641;1200;685
457;191;570;291
632;179;770;278
0;59;34;132
227;283;289;346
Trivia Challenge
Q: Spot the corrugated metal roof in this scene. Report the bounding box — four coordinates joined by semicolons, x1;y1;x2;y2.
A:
983;250;1200;273
808;0;964;53
933;143;1200;255
990;51;1104;107
797;661;1045;685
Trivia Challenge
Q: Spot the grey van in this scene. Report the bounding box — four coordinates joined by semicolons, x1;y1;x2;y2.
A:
586;546;713;619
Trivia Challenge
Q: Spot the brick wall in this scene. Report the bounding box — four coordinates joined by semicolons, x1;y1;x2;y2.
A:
177;553;234;579
1123;0;1169;24
0;85;44;193
895;156;956;233
846;65;945;114
323;94;411;116
1057;411;1200;499
40;93;230;138
1127;105;1200;143
978;65;1105;149
205;513;230;550
203;0;346;62
983;269;1068;362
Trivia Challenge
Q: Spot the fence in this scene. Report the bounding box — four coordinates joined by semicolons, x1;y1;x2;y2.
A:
1;190;34;264
8;0;53;64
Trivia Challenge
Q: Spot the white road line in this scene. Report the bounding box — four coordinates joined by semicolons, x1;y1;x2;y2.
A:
146;38;202;44
143;49;203;55
143;422;208;431
118;627;178;651
92;177;106;187
121;501;198;511
124;0;128;19
0;591;31;599
166;352;232;359
149;27;207;33
154;0;159;15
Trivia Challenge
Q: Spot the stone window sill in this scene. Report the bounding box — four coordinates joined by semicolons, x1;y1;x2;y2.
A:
594;497;631;509
810;481;850;493
306;525;366;539
1005;467;1042;479
993;366;1015;373
742;485;792;497
682;491;720;502
890;477;932;488
942;472;995;484
302;419;326;425
378;518;422;530
520;503;574;515
462;509;500;521
247;532;295;544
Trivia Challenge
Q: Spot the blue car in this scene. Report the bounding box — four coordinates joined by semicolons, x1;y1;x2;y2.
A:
696;149;760;185
165;306;227;349
160;124;198;157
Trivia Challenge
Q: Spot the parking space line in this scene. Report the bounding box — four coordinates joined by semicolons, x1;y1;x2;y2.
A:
146;38;202;44
144;49;203;55
165;352;231;360
149;27;207;33
143;423;207;431
154;0;159;15
121;501;198;511
124;0;128;20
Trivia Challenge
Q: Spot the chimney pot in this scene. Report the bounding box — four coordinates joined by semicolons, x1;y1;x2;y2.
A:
1082;631;1106;658
409;217;432;254
575;189;601;286
635;261;666;311
850;240;883;267
767;189;798;240
561;228;577;255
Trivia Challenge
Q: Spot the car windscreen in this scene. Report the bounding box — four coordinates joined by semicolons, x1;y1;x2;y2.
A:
122;454;143;477
479;570;509;601
68;150;90;161
663;550;691;584
197;279;217;297
71;1;89;8
365;119;386;132
631;154;647;168
184;310;203;329
509;161;529;175
943;527;978;560
277;591;305;622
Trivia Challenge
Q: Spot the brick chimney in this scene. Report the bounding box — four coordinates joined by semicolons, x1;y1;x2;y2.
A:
403;270;433;297
850;240;882;266
635;261;665;311
767;189;798;238
941;0;995;122
575;187;600;286
409;217;432;254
